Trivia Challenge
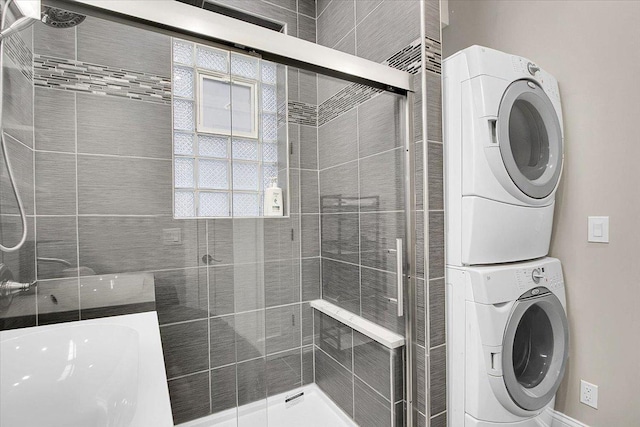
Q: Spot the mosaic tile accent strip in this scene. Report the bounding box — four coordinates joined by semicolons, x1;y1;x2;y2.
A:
287;100;317;126
5;33;33;81
34;54;172;104
383;38;422;75
318;83;382;127
424;37;442;75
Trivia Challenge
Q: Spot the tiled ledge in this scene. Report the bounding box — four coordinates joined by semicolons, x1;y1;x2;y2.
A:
309;299;405;349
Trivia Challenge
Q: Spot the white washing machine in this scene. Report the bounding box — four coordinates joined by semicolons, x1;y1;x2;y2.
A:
443;46;564;266
447;257;569;427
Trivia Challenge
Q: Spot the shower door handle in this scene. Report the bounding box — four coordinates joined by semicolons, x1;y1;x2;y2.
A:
395;238;404;317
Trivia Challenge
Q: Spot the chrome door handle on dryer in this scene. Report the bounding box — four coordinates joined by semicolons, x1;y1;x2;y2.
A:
387;238;404;317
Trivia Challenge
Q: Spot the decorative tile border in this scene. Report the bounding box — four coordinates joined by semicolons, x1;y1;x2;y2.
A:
383;38;422;75
424;36;442;75
318;36;442;127
288;100;317;126
33;54;172;104
318;83;382;127
5;33;33;81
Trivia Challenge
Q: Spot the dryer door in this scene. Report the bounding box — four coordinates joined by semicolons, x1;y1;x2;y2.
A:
501;289;569;411
497;80;563;199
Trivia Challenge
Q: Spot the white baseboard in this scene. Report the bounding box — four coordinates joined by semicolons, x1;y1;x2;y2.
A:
548;409;588;427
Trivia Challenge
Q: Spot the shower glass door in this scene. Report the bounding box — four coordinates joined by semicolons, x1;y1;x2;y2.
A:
31;2;416;425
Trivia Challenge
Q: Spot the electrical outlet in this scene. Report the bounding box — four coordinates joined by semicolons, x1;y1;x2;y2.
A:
580;380;598;409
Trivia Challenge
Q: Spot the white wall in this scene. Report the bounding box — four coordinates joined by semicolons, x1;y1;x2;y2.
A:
442;1;640;426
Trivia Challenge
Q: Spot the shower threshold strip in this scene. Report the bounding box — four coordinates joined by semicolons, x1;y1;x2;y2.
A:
309;299;405;349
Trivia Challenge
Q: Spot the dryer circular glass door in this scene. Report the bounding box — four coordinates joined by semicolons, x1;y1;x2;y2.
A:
497;80;563;199
501;290;569;411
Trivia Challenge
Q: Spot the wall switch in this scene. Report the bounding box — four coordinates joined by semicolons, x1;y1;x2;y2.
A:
588;216;609;243
163;228;182;245
580;380;598;409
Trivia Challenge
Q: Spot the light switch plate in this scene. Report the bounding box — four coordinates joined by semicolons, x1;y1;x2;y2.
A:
588;216;609;243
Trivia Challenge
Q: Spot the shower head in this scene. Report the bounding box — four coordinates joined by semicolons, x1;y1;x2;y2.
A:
41;6;85;28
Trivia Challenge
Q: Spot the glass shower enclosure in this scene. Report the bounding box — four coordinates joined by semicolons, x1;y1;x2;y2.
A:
0;0;418;425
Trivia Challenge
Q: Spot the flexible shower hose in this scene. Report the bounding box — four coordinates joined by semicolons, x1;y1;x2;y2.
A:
0;0;28;252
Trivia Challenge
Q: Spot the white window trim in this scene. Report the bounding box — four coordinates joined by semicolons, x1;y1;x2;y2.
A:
196;71;259;139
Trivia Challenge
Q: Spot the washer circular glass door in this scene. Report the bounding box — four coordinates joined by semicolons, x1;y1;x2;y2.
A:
497;80;563;199
502;290;569;411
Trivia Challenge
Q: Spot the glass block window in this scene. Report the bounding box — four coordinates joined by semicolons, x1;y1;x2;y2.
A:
172;39;287;218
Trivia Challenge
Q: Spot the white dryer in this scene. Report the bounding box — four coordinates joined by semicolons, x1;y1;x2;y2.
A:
443;46;564;266
447;257;569;427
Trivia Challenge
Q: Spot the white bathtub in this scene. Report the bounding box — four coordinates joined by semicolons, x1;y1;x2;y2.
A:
0;312;173;427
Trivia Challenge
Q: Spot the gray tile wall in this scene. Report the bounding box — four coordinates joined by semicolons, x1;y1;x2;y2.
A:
314;310;404;425
315;0;446;425
16;4;320;425
0;18;35;330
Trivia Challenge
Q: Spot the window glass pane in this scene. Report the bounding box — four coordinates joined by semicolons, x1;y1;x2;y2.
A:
201;78;231;133
174;158;195;188
233;193;259;217
232;138;258;161
262;113;277;141
173;66;194;99
261;62;276;84
262;143;277;163
174;99;195;131
231;83;254;135
231;53;258;79
262;84;277;113
173;39;193;66
233;162;259;191
175;191;195;217
199;192;229;217
199;159;229;190
197;45;228;73
199;134;228;158
174;132;194;155
262;163;278;191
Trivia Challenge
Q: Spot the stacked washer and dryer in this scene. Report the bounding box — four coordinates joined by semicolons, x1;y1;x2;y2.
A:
443;46;569;427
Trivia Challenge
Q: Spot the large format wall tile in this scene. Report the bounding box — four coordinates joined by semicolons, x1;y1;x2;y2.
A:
78;216;204;274
36;216;78;280
264;260;299;307
207;219;234;266
0;216;35;285
237;357;266;406
155;267;208;324
35;151;76;215
235;310;265;362
168;371;211;425
34;88;75;153
161;319;209;378
360;211;405;273
301;257;320;301
358;93;403;158
426;71;443;142
298;14;316;43
77;16;171;76
209;265;234;316
354;330;391;400
321;213;359;264
298;0;316;17
266;348;302;396
429;278;446;348
355;0;420;63
359;148;404;213
428;142;444;210
299;124;318;169
321;258;360;314
265;304;301;354
1;138;34;216
206;0;297;36
233;262;264;312
210;315;236;368
318;108;357;169
354;377;392;427
76;94;172;159
2;57;33;148
301;214;320;257
34;21;75;59
319;162;358;213
77;155;172;215
314;310;353;369
211;365;237;413
315;347;354;417
429;211;445;279
316;0;354;49
360;266;403;334
300;170;319;214
355;0;382;25
430;344;447;416
36;277;80;325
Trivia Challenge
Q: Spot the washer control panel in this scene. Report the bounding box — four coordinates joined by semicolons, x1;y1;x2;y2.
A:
514;265;563;293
